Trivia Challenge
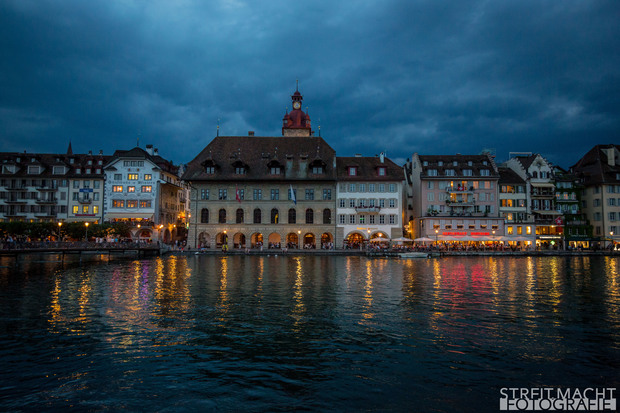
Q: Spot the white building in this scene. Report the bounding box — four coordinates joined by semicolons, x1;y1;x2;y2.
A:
336;154;405;248
103;145;189;243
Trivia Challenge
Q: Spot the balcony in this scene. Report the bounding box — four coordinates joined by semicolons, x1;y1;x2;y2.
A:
531;190;554;198
4;198;27;204
355;206;381;213
4;185;26;190
446;199;475;207
36;186;58;191
36;198;57;204
78;198;92;204
446;186;474;194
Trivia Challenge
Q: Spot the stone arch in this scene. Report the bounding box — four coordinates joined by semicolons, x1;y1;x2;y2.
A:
303;232;316;249
320;232;333;249
198;232;211;248
233;232;246;248
345;231;365;249
163;228;172;243
216;232;228;247
268;232;281;248
251;232;264;249
370;231;389;240
286;232;299;248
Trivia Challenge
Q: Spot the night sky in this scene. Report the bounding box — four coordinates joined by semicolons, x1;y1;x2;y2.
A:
1;0;618;168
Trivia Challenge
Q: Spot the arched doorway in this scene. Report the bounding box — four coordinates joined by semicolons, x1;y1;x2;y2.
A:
216;232;228;247
268;232;281;248
321;232;333;249
345;232;364;249
286;232;299;249
198;232;211;248
251;232;263;249
233;232;246;249
138;229;152;242
303;233;315;249
163;229;171;243
370;231;389;239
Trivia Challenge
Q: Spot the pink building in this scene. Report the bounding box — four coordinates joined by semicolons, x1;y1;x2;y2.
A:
405;153;504;243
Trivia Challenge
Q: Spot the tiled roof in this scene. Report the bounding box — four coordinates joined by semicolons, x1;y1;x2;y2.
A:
182;136;337;181
498;167;525;184
106;147;178;174
417;154;499;178
0;151;110;178
571;144;620;186
336;156;403;181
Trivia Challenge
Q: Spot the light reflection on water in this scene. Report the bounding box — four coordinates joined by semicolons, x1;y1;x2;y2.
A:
0;255;619;412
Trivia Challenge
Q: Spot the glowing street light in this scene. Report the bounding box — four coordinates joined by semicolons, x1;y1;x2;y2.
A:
298;230;301;249
85;222;89;241
58;222;62;241
435;229;439;247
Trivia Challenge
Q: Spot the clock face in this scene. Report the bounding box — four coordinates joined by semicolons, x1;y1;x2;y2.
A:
293;101;301;110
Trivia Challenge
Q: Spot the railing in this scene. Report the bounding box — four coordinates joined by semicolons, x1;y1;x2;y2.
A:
446;186;474;193
35;198;57;204
354;206;381;213
78;198;92;204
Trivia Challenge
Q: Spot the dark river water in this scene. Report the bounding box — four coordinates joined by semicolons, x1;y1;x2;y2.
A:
0;254;619;412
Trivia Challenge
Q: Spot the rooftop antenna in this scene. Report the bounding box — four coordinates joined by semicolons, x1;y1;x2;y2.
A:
318;117;321;137
296;79;299;92
216;118;220;137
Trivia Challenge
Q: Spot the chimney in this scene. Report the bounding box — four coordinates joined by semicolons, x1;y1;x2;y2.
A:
99;150;103;155
146;144;154;156
154;148;159;156
355;153;362;157
88;150;92;155
248;131;255;136
380;152;385;163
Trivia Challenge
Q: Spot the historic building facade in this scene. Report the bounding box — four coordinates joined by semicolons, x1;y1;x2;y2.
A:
336;153;405;248
498;167;535;246
0;146;108;225
406;153;504;243
504;153;563;248
183;89;337;250
571;144;620;247
103;145;189;242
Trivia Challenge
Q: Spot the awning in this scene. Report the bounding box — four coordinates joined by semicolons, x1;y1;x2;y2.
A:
104;213;154;220
531;182;555;188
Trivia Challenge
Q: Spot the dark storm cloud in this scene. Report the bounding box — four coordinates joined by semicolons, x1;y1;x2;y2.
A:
1;0;618;168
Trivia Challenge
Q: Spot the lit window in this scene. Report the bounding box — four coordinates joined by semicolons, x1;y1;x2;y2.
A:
140;200;151;208
93;206;99;214
127;200;138;208
113;200;124;208
142;186;152;192
144;174;152;180
128;174;139;180
82;206;89;213
128;186;135;193
113;186;123;192
72;206;78;214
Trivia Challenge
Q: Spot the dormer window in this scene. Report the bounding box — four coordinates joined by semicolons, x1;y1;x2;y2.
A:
423;161;428;166
76;168;81;174
312;166;324;174
235;167;246;175
88;160;92;165
483;160;488;165
463;169;473;176
453;161;458;166
270;166;281;175
206;166;215;174
427;169;438;176
468;161;473;166
445;169;456;176
480;169;490;176
70;158;74;164
27;165;41;174
377;167;386;176
438;161;443;166
348;167;357;176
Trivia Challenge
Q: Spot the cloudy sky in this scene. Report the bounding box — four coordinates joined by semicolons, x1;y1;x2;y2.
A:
1;0;618;168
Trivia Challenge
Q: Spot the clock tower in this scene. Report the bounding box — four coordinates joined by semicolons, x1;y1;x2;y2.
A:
282;86;313;137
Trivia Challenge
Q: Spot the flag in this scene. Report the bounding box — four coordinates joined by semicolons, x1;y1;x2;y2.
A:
290;185;296;205
235;185;241;203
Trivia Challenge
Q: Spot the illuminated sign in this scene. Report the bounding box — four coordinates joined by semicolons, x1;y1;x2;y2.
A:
471;232;490;236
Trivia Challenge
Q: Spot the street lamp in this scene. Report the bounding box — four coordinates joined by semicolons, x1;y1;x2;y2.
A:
58;222;62;242
85;222;89;241
611;231;615;249
435;229;439;247
298;230;301;249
